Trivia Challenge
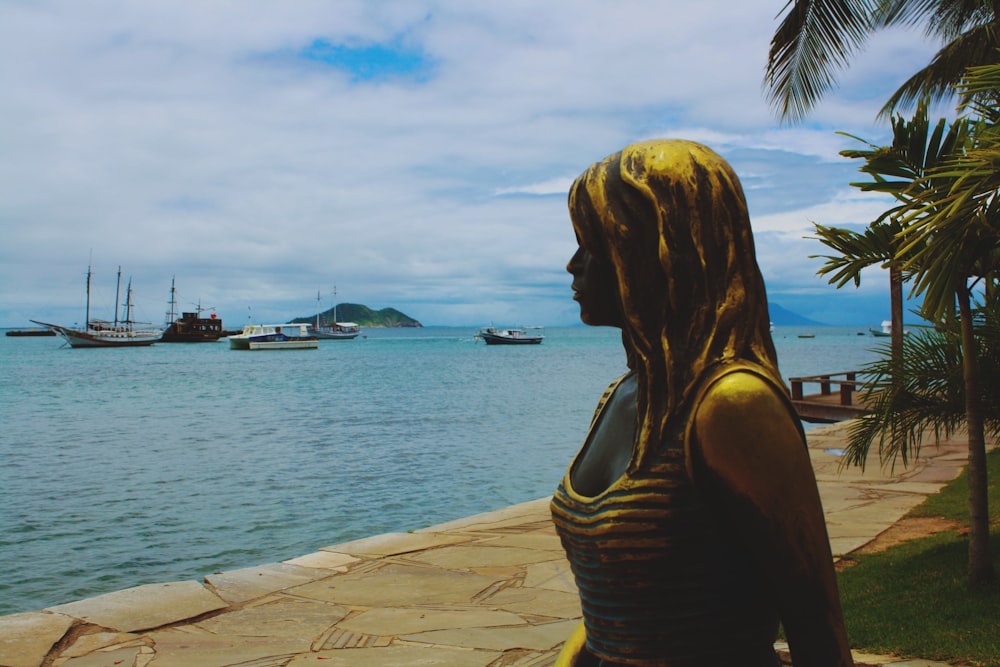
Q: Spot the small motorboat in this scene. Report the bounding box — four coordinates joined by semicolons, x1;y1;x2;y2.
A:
227;323;319;350
477;326;544;345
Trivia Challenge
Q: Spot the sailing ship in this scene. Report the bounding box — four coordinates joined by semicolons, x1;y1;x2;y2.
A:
309;289;361;340
32;264;163;347
160;277;226;343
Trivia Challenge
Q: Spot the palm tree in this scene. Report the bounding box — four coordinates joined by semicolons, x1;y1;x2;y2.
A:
865;64;1000;586
811;222;907;363
811;99;970;365
765;0;1000;122
845;297;1000;471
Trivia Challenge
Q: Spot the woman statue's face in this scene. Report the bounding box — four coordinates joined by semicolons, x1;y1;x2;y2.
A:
567;243;622;328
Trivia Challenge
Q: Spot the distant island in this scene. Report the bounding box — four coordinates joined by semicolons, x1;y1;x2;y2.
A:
768;303;827;327
291;303;422;328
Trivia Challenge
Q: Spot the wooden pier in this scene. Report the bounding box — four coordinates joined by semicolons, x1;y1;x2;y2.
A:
789;371;870;423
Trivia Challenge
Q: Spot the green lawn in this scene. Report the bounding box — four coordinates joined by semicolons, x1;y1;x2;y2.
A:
834;446;1000;666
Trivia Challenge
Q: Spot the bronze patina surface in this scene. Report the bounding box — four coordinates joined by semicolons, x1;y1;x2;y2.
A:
553;140;853;666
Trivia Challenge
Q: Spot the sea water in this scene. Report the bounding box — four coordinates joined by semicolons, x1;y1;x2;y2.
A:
0;325;885;615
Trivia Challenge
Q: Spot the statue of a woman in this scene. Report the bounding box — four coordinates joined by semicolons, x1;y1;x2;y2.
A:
551;140;853;666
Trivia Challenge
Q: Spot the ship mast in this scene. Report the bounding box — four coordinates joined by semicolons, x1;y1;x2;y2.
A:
123;277;134;327
113;266;122;328
85;262;92;331
166;276;177;325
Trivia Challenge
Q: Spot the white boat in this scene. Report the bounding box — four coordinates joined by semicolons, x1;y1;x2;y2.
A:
309;289;361;340
32;264;163;348
227;323;319;350
870;320;908;337
312;322;361;340
477;326;544;345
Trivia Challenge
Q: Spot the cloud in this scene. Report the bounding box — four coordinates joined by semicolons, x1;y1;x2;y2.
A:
0;1;948;327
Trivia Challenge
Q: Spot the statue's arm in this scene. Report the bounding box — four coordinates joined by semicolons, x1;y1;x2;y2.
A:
553;620;593;667
687;372;854;667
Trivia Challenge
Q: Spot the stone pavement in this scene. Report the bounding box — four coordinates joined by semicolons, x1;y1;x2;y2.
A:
0;422;971;667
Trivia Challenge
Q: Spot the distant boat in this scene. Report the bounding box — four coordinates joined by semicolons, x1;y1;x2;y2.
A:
161;310;225;343
5;327;57;337
309;289;360;340
227;323;319;350
477;326;544;345
32;264;163;348
870;320;908;337
798;333;816;339
160;277;227;343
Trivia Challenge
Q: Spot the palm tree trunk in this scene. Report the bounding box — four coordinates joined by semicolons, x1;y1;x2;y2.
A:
957;281;994;588
890;264;904;368
992;1;1000;45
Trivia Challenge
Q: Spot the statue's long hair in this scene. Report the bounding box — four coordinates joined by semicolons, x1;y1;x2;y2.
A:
569;139;780;469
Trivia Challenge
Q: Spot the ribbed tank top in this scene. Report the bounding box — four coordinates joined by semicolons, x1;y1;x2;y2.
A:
550;366;782;666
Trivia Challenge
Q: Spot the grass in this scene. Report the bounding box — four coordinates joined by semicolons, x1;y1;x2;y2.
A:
834;446;1000;666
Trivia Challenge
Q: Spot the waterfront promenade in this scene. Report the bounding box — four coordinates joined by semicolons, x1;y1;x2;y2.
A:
1;422;970;667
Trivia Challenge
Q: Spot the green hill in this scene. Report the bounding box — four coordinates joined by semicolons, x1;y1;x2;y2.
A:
292;303;422;328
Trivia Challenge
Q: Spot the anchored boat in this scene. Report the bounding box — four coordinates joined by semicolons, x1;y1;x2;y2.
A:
160;278;226;343
477;326;544;345
309;289;361;340
227;323;319;350
32;264;163;347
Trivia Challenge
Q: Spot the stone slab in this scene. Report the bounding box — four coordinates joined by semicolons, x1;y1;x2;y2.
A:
57;645;150;667
524;560;578;593
403;617;579;651
193;597;347;639
337;607;525;635
407;544;563;569
284;550;360;571
60;631;147;658
287;645;502;666
143;627;301;667
204;562;335;604
288;563;499;607
321;532;472;557
471;529;565;552
46;581;228;632
420;498;552;533
484;586;582;619
0;611;75;667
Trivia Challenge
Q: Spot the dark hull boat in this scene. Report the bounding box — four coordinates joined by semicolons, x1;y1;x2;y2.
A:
478;327;544;345
161;311;225;342
5;328;57;337
160;278;226;342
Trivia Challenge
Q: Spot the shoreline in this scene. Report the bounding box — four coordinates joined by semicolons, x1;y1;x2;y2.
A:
1;421;969;667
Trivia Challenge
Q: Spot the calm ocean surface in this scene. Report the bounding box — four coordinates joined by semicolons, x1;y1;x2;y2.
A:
0;324;885;615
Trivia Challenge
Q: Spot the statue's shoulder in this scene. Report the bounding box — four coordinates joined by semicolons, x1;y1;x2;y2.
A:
685;362;805;469
692;361;784;406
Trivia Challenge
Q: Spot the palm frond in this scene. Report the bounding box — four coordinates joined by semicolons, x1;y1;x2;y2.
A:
842;314;1000;470
875;0;993;41
765;0;876;122
809;223;899;286
877;25;1000;117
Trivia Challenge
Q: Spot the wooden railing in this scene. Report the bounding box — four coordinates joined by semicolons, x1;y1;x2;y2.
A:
789;371;860;406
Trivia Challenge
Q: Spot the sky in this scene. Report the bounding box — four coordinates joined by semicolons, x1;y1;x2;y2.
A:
0;1;953;328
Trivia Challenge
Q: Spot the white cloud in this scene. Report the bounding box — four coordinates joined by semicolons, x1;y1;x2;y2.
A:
0;1;948;327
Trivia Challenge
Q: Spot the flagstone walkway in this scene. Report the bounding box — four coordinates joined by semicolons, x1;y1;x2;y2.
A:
0;422;971;667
